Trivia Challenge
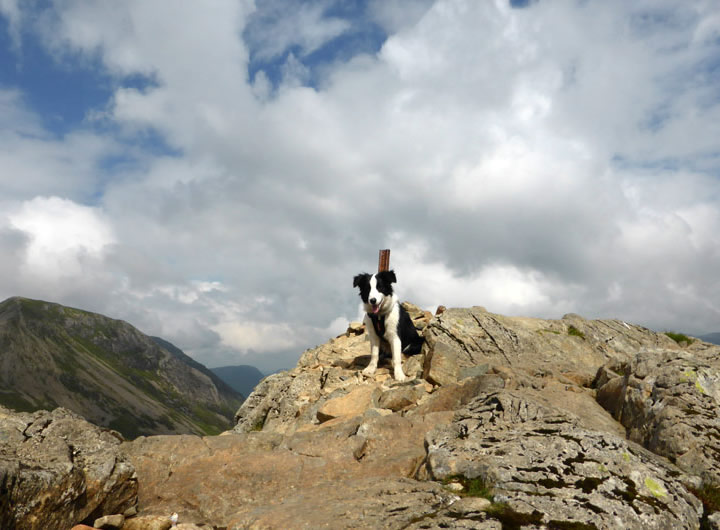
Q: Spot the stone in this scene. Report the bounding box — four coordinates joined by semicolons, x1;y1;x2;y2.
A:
595;370;627;414
377;383;428;411
0;406;137;530
401;301;433;331
316;384;378;422
459;363;489;380
347;321;365;335
423;340;461;386
94;514;124;529
446;496;492;515
409;374;505;416
233;369;324;434
122;515;173;530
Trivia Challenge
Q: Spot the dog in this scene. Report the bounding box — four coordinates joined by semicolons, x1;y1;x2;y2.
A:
353;270;424;381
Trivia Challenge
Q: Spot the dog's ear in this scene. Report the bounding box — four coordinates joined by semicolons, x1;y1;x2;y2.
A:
377;269;397;284
353;273;371;288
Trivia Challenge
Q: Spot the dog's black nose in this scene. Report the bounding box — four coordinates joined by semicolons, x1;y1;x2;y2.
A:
369;297;376;305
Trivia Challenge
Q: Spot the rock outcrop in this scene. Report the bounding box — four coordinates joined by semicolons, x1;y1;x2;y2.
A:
0;406;137;530
424;390;702;529
4;303;720;529
596;342;720;484
118;305;720;528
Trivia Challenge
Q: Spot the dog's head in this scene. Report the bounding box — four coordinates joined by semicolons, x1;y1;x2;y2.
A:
353;270;397;315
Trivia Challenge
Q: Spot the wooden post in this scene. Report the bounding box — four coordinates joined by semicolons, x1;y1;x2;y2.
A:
378;249;390;272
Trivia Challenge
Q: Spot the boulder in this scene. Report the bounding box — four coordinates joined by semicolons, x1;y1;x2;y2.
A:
596;343;720;484
424;390;703;529
233;369;324;434
0;406;137;530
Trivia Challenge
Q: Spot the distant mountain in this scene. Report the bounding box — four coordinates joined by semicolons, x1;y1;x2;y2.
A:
699;332;720;345
211;365;265;398
0;296;243;438
151;336;244;401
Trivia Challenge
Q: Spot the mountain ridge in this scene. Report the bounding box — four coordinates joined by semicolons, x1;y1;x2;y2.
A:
699;331;720;345
210;364;265;398
0;296;243;438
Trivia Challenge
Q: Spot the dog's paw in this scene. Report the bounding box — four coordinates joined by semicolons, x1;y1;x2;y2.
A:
362;366;377;377
393;370;407;382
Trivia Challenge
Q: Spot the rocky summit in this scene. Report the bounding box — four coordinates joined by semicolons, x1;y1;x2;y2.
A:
0;297;242;438
2;303;720;529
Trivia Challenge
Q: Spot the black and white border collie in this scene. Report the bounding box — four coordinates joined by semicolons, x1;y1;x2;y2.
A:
353;270;423;381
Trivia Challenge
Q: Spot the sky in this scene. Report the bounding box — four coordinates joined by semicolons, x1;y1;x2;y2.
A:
1;0;720;373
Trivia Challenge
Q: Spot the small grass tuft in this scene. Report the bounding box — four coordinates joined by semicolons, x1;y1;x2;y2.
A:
442;475;494;500
568;325;585;339
688;482;720;530
690;482;720;511
665;331;694;346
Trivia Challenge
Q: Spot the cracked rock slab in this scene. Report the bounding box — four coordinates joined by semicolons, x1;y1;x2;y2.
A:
424;391;703;529
123;411;453;527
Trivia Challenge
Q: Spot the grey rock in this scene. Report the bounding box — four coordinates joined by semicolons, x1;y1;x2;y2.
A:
596;344;720;484
423;307;680;385
377;382;428;411
708;512;720;530
423;340;462;386
459;363;490;380
424;390;703;529
122;515;172;530
0;406;137;530
94;513;124;529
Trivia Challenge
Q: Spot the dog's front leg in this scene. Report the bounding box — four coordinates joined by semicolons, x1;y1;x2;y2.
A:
362;323;380;376
390;336;406;381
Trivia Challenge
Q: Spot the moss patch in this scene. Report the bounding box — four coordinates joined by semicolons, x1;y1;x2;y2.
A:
644;477;667;498
567;326;585;339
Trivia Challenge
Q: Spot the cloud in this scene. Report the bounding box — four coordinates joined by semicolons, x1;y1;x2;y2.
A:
7;196;114;274
367;0;434;34
1;1;720;374
244;0;350;61
0;0;21;49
